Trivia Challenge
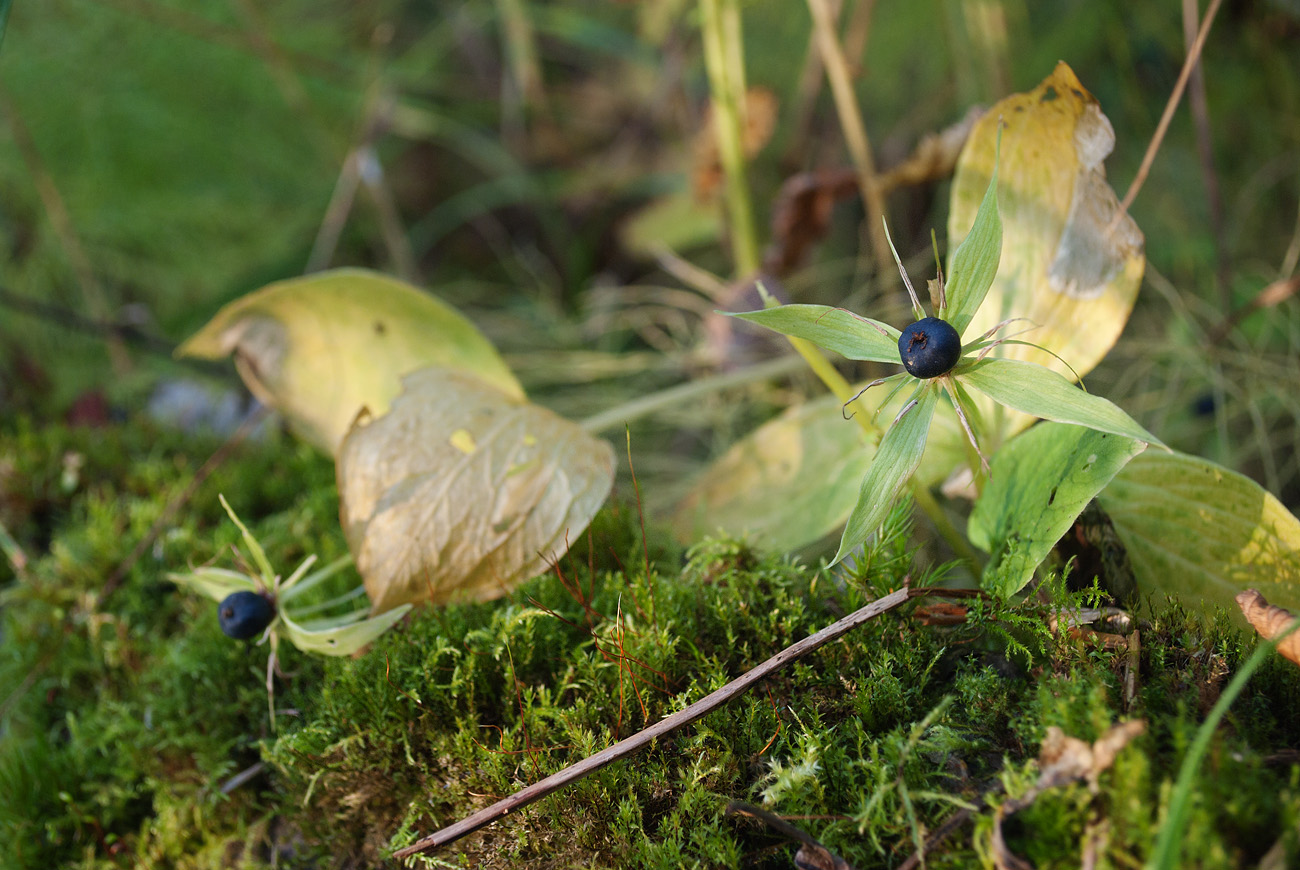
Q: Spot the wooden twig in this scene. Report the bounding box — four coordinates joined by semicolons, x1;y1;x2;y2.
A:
0;91;131;374
896;806;978;870
805;0;891;275
392;585;912;859
1206;275;1300;345
1181;0;1229;305
1107;0;1224;235
0;285;220;369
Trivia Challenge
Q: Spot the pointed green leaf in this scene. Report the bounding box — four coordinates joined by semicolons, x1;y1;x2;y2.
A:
1099;452;1300;618
968;423;1146;597
958;358;1162;447
834;387;939;564
945;161;1002;336
279;603;413;656
729;305;901;364
218;494;278;585
167;566;259;602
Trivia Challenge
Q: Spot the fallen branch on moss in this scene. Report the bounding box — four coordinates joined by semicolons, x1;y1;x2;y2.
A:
393;584;917;859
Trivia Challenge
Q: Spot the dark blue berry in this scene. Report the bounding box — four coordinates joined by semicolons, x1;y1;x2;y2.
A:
897;317;962;379
218;590;276;640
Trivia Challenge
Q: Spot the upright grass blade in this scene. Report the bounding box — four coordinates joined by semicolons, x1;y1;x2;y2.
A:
834;386;939;564
1146;620;1300;869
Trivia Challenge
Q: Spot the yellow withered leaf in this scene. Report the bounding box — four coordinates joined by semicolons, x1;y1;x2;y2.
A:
949;62;1143;396
177;269;523;454
337;368;615;613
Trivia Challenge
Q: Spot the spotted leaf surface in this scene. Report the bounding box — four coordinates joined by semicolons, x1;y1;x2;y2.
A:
338;368;615;613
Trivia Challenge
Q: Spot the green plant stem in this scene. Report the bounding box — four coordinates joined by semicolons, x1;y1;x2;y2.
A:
698;0;977;573
909;478;982;571
578;355;806;434
699;0;760;276
1146;619;1300;870
788;337;982;573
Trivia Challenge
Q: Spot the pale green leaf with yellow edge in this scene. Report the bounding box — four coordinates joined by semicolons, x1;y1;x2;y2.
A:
671;391;878;552
958;358;1161;446
834;387;939;564
968;422;1145;597
279;604;413;656
949;62;1143;391
1099;452;1300;619
730;305;901;364
177;268;523;454
337;367;614;613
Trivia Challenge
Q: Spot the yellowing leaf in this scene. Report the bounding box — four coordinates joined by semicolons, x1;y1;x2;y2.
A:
1099;452;1300;618
949;62;1142;394
167;566;258;602
177;268;523;454
671;392;878;552
337;368;615;613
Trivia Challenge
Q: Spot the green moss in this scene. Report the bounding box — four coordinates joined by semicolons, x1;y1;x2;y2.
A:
2;419;1300;868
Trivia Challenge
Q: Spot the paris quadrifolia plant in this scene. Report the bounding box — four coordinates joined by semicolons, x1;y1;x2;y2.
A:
730;142;1166;567
169;495;412;727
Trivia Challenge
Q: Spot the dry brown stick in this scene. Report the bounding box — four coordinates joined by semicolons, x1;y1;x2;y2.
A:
842;0;877;78
392;585;913;859
0;91;131;374
1207;275;1300;345
781;0;838;169
805;0;891;276
896;806;978;870
1107;0;1224;235
358;141;421;283
1181;0;1229;305
306;148;365;273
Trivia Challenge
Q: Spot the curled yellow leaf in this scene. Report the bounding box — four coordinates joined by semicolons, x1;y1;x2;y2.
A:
949;61;1143;390
177;269;523;454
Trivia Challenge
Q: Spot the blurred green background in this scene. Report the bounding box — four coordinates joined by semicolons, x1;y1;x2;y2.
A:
1;0;1297;505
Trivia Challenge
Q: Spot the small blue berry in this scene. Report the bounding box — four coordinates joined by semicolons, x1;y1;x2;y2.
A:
898;317;962;379
218;590;276;640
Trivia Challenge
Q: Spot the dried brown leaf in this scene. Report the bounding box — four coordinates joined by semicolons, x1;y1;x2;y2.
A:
992;720;1145;868
1236;588;1300;666
338;368;614;613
